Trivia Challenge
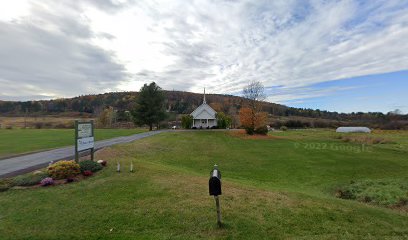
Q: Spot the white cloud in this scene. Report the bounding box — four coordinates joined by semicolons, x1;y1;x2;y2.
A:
0;0;407;106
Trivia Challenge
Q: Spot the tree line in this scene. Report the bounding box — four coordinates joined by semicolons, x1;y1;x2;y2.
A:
1;84;407;130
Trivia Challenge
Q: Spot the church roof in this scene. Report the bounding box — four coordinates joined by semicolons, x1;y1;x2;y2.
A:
190;88;217;119
190;103;217;119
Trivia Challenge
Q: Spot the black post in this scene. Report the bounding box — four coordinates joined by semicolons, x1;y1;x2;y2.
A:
215;196;222;227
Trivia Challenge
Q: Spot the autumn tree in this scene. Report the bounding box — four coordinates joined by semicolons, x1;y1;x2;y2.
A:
239;108;267;134
131;82;166;131
241;81;267;134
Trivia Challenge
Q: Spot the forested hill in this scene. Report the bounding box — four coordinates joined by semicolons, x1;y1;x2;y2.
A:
0;91;407;128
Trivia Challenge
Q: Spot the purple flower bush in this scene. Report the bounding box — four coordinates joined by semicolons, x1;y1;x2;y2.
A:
40;177;54;186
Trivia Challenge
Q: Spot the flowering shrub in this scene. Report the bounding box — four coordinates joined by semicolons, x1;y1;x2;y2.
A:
40;177;54;186
47;160;80;179
83;170;93;176
79;160;103;173
97;160;107;166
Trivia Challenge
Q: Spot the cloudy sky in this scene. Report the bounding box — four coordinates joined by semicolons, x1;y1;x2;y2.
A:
0;0;407;113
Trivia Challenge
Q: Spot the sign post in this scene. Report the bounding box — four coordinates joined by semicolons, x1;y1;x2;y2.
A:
75;120;95;162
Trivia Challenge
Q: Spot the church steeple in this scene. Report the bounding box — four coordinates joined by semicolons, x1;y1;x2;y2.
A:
203;88;206;104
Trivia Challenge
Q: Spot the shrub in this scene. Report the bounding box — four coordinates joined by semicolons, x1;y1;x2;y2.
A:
12;172;49;186
47;160;80;179
40;177;54;186
245;127;254;135
79;160;103;173
181;115;193;129
254;125;268;135
5;125;13;130
83;170;93;176
280;126;288;131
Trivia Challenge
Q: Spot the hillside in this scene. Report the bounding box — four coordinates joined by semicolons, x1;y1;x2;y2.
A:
0;91;407;129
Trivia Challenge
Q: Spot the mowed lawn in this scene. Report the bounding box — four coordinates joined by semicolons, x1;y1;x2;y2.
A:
0;130;407;239
0;128;147;158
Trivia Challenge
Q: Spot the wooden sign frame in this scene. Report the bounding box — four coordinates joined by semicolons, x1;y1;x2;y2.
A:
75;120;95;162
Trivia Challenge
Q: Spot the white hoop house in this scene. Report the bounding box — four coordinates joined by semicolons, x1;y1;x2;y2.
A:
336;127;371;133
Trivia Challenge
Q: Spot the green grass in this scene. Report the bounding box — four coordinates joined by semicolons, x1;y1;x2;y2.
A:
0;128;147;158
0;130;407;239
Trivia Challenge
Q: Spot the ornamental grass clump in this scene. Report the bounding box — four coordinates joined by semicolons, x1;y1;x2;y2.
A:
47;160;80;180
40;177;54;186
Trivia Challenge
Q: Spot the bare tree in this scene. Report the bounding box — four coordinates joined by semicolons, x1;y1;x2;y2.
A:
242;81;266;131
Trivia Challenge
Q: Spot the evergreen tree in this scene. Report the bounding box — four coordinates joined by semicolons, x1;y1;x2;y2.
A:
131;82;166;131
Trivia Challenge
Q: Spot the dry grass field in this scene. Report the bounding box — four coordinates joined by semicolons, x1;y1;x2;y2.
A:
0;116;92;129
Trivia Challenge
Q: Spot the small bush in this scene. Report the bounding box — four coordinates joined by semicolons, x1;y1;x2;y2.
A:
245;127;254;135
5;125;13;130
254;125;268;135
12;172;49;186
79;160;103;173
83;170;93;176
280;126;288;131
47;160;80;179
40;177;54;186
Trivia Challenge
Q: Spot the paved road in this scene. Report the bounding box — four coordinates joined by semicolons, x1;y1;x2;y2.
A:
0;130;168;178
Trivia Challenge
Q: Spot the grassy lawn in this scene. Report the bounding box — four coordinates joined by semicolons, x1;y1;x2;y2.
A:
0;128;147;158
0;130;407;239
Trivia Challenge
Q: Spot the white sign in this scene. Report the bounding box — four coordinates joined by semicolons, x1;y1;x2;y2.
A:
77;137;94;151
78;123;93;138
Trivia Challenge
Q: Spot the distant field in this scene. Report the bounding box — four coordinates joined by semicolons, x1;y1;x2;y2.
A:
0;128;147;158
0;130;406;239
0;116;83;129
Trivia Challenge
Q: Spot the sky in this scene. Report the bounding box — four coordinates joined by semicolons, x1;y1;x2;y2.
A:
0;0;407;113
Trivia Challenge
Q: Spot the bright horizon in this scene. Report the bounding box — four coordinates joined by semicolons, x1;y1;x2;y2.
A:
0;1;407;114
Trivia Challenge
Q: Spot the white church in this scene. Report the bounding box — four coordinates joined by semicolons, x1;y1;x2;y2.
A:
190;90;217;128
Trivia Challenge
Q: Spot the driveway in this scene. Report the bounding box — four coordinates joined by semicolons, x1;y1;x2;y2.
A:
0;130;168;178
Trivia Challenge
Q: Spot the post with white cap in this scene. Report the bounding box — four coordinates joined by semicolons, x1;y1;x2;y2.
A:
209;164;222;227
